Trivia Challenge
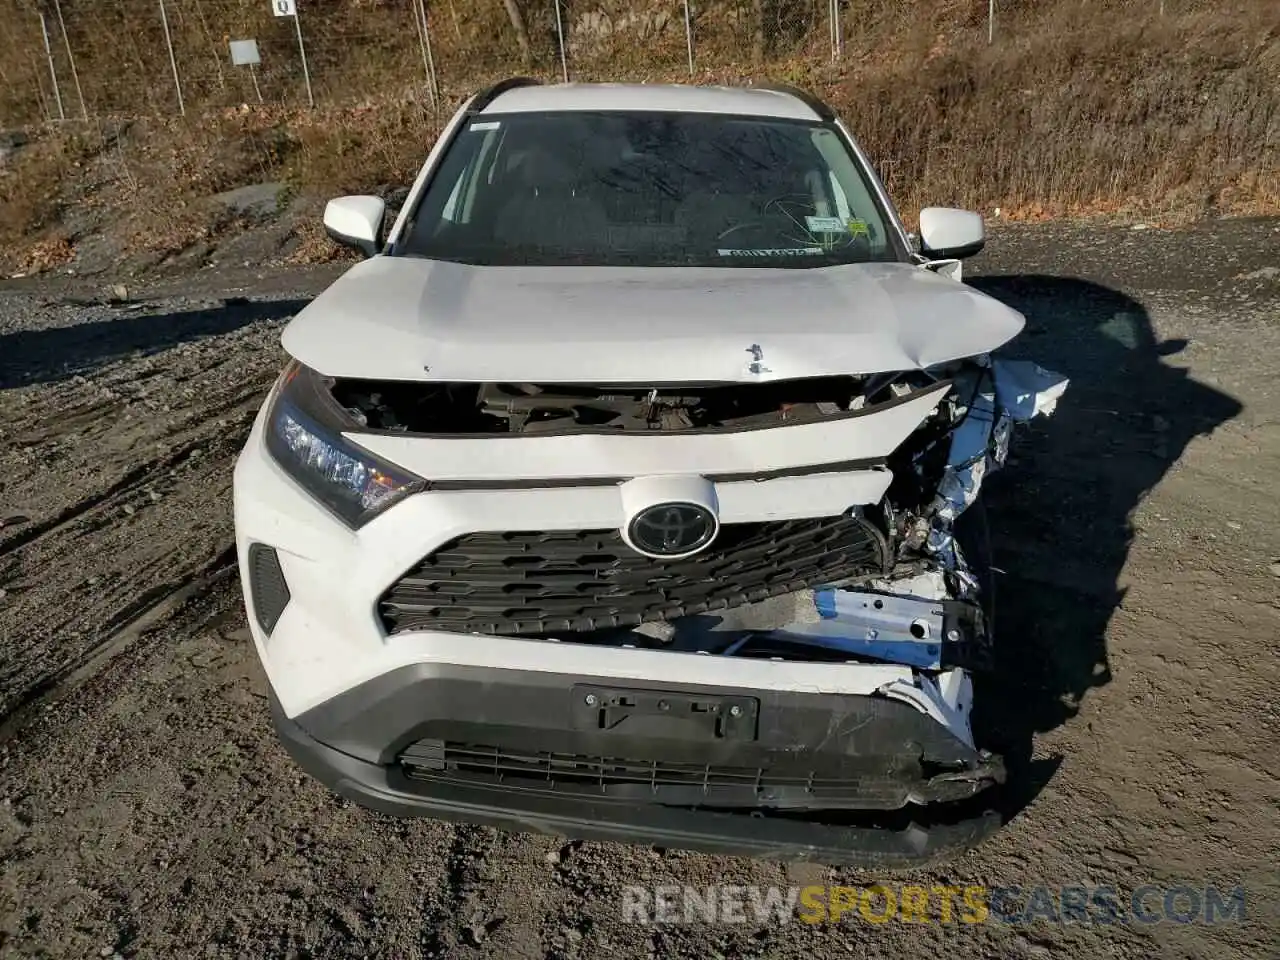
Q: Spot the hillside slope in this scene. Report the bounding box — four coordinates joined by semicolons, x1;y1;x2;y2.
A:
0;0;1276;274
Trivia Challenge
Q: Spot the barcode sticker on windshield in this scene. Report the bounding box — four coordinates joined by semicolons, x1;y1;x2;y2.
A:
469;121;501;131
805;215;847;233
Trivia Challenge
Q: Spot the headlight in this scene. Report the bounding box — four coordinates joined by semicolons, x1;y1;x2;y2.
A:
264;361;425;528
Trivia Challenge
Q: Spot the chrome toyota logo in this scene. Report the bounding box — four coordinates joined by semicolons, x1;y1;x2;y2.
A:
627;502;717;558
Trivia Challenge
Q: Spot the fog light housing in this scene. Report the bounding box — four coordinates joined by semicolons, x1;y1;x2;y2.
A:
247;543;290;635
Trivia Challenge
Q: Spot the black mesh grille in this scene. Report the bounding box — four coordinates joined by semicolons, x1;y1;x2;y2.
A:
399;740;918;809
247;543;290;635
378;514;888;636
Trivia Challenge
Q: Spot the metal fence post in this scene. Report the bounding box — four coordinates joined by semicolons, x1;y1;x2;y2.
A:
988;0;995;44
158;0;184;116
829;0;836;60
291;3;315;107
52;0;87;118
38;11;65;121
683;0;694;76
553;0;568;83
414;0;439;108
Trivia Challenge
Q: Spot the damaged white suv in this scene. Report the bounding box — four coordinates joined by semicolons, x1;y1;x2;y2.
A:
233;79;1068;866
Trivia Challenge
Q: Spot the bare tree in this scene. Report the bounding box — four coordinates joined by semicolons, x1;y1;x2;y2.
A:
502;0;534;67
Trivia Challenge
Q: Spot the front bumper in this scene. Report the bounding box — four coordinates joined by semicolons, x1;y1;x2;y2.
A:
272;664;1004;868
237;381;1005;865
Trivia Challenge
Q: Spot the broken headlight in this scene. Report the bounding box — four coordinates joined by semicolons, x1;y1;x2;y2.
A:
264;361;425;528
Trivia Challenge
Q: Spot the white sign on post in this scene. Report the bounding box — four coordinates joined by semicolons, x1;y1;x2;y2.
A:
229;39;261;66
273;0;314;107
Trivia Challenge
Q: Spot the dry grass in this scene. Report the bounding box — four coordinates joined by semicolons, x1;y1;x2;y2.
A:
0;0;1276;271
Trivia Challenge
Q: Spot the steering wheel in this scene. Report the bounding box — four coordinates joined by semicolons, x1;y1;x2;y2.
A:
713;195;860;245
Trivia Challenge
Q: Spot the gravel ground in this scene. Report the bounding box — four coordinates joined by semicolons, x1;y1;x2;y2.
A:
0;218;1277;958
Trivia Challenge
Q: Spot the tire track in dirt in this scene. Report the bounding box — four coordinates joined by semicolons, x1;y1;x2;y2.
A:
0;436;219;559
0;297;294;723
0;546;236;742
0;424;251;719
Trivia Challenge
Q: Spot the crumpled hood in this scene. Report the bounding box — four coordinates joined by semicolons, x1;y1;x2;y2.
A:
281;256;1025;383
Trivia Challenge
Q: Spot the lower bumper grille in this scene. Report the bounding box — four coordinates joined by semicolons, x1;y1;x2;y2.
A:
378;513;889;636
400;740;939;809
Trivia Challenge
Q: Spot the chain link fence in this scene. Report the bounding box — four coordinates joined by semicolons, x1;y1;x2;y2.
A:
0;0;1216;125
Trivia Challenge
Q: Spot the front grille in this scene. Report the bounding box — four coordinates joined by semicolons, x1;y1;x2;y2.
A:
400;740;918;809
378;514;888;636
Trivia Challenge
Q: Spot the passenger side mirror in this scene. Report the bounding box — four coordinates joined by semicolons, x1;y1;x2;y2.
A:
323;195;387;259
918;207;985;260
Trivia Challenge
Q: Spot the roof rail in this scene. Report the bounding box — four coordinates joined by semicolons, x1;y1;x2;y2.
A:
752;82;835;122
470;76;543;113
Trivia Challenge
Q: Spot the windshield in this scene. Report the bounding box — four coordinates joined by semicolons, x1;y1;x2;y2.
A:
396;111;902;268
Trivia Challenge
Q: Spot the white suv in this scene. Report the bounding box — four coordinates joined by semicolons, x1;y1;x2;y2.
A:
233;79;1066;866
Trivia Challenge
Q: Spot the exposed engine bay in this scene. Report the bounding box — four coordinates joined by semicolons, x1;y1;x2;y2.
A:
331;373;930;434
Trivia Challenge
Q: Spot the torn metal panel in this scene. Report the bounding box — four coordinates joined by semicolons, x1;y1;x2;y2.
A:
882;669;976;748
923;355;1068;586
931;375;998;524
992;358;1070;420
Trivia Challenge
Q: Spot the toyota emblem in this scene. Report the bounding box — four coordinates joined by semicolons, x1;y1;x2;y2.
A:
627;502;717;558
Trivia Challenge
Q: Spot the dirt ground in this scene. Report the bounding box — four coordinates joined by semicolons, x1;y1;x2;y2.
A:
0;218;1277;958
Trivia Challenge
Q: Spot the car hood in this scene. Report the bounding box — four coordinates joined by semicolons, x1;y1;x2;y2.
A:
280;256;1025;383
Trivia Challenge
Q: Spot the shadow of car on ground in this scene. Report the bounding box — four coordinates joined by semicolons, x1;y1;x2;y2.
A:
0;297;310;389
967;273;1243;818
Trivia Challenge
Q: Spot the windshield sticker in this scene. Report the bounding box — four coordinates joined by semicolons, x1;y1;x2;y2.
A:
717;247;824;257
804;215;847;233
847;218;870;237
468;121;501;132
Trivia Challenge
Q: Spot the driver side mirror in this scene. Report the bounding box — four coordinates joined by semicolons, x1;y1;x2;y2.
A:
323;195;387;259
918;207;985;260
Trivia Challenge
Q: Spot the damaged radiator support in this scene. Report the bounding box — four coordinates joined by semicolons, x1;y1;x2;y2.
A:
695;356;1068;674
775;590;990;672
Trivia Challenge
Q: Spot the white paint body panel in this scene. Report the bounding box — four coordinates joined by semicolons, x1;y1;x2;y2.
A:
281;258;1025;384
918;206;986;257
322;195;385;246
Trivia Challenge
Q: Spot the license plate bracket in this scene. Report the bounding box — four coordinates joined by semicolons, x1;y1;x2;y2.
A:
571;685;759;742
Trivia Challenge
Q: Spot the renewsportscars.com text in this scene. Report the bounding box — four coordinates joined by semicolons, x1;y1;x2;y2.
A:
620;884;1248;926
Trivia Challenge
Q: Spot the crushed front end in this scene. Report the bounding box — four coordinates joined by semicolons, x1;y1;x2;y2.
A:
234;353;1067;867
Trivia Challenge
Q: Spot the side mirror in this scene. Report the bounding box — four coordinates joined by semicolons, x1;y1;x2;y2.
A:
918;206;985;260
323;195;387;259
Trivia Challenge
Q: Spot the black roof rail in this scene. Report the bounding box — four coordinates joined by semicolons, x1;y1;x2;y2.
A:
470;76;543;113
752;82;835;122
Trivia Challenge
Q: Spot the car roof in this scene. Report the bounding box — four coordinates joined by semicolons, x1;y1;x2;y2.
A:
478;81;827;122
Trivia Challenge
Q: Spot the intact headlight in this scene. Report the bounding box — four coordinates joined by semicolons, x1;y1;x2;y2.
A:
263;361;425;529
